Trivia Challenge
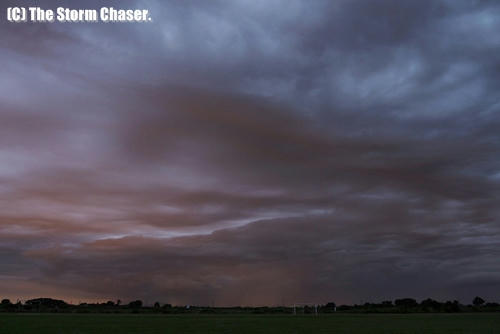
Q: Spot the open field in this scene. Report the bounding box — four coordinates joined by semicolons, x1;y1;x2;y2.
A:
0;313;499;334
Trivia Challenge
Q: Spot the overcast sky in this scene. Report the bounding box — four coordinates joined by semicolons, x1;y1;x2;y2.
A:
0;0;499;306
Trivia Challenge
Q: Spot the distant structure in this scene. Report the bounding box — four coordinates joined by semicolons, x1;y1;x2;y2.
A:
293;303;319;316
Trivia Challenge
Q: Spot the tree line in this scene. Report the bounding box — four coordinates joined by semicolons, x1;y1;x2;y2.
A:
0;296;497;314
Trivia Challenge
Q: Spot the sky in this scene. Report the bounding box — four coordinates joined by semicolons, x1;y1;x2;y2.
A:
0;0;499;306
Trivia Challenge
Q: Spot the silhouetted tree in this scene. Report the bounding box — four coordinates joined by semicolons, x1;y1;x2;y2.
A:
25;298;68;308
154;302;160;309
394;298;418;308
338;304;351;311
421;298;441;310
473;296;485;306
1;299;11;306
128;300;143;308
381;300;393;307
442;300;460;312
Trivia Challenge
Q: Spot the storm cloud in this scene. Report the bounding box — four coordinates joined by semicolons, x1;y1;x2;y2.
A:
0;0;499;305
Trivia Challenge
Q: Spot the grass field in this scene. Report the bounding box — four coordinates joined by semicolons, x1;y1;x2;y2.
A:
0;313;499;333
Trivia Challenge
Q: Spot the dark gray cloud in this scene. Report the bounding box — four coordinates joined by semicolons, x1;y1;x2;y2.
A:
0;0;499;305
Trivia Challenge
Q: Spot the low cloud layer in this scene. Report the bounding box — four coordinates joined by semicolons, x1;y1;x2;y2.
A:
0;0;499;305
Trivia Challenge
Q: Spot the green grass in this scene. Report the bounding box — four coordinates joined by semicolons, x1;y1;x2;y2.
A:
0;313;499;334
